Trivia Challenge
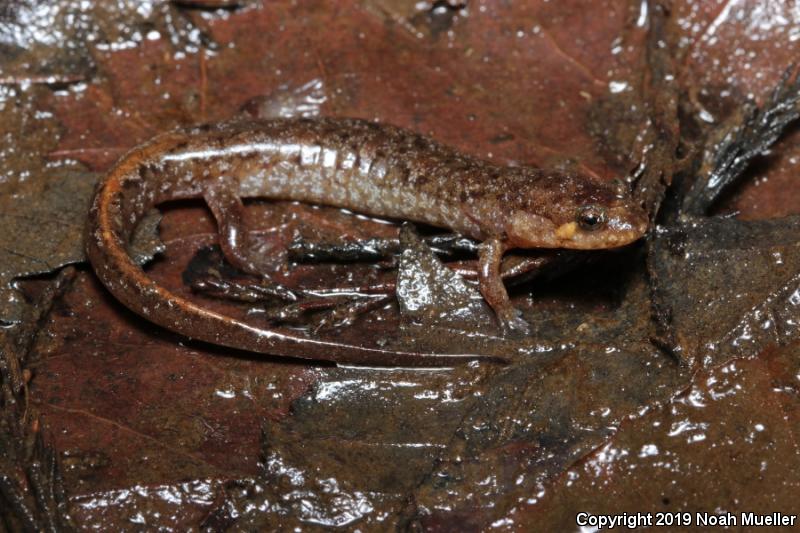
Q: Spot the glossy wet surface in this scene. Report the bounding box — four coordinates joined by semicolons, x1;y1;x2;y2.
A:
1;0;800;530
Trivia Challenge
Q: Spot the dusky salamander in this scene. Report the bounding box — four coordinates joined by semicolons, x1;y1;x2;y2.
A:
86;118;648;365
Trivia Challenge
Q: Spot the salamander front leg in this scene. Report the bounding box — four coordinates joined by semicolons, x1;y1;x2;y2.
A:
478;238;531;335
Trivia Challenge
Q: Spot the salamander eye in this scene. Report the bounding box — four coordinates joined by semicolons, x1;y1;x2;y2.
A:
577;205;606;231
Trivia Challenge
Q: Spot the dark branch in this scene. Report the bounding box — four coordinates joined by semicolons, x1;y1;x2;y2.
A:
682;65;800;215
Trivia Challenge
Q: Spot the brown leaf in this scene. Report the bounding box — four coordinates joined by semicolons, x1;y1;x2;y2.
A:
650;216;800;368
515;341;800;530
2;0;800;529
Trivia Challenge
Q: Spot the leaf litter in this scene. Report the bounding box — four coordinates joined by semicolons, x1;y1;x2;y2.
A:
0;0;799;529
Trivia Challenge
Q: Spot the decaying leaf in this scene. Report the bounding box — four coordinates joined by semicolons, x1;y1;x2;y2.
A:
396;224;491;328
0;169;95;322
0;0;229;85
0;84;89;322
0;75;165;325
650;216;800;368
1;0;800;529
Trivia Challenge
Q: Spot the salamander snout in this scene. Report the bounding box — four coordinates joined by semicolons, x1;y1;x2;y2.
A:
507;202;649;250
559;203;650;248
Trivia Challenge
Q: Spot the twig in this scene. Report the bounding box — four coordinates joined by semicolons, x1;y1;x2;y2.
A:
0;268;77;531
682;65;800;215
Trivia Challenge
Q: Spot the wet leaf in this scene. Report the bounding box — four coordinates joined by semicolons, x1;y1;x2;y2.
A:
650;216;800;368
0;85;89;322
1;0;799;529
0;169;94;322
0;83;164;324
396;224;491;329
0;0;220;84
516;340;800;530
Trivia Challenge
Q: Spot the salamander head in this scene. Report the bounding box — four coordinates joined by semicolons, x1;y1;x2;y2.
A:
495;171;649;250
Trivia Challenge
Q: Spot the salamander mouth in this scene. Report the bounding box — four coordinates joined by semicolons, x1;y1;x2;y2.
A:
553;207;649;249
508;207;649;250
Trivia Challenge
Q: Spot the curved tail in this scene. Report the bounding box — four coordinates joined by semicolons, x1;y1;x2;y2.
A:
85;128;497;367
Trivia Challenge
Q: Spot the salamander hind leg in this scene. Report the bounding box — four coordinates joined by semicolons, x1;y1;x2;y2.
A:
478;238;531;336
203;177;262;275
201;174;292;277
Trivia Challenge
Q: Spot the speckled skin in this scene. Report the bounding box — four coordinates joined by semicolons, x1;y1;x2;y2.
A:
86;118;648;365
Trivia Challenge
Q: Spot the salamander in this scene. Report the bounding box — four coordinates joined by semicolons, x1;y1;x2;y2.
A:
85;118;648;365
